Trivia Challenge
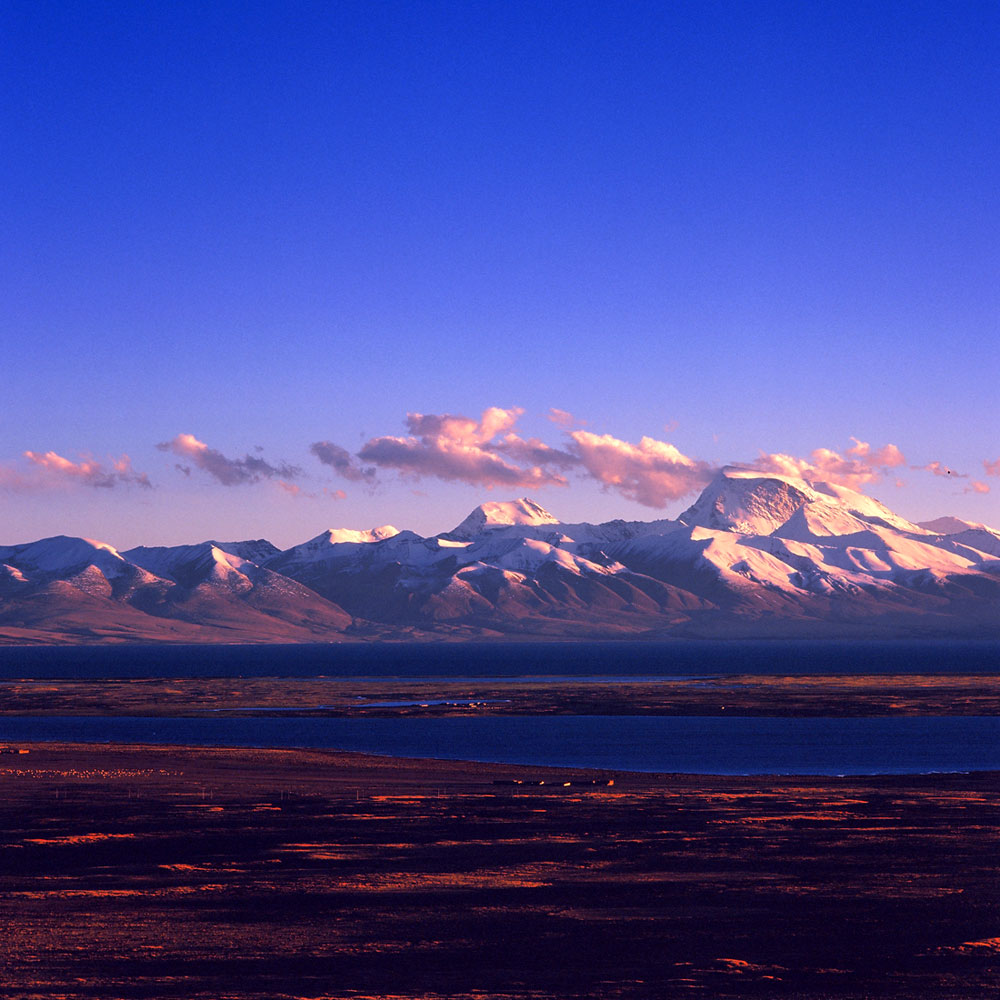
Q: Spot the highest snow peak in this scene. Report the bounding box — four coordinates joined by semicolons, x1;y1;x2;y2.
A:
2;469;999;642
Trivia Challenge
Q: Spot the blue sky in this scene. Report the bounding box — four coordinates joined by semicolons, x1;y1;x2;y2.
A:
2;0;998;548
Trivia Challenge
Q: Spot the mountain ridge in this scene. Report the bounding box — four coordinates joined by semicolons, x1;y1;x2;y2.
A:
3;469;999;643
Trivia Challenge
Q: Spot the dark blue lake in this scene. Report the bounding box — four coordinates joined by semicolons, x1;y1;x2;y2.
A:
1;639;999;679
4;714;1000;776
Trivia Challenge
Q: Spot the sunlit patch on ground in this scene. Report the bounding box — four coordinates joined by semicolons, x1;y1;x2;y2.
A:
24;832;137;845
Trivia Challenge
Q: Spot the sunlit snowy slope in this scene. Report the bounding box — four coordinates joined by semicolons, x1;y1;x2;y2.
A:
3;469;999;643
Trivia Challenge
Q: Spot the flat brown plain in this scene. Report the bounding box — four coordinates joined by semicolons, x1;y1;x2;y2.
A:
2;743;999;999
4;673;1000;717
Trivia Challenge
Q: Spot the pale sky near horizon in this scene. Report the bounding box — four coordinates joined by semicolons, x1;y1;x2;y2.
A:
2;0;998;549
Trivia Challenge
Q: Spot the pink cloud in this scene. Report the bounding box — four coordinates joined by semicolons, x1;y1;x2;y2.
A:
745;439;906;490
568;430;714;507
279;480;347;500
21;450;151;489
547;407;578;428
277;480;323;500
984;458;1000;477
309;408;950;516
157;434;299;486
358;407;571;490
847;439;906;468
966;480;990;495
917;460;966;478
405;406;522;444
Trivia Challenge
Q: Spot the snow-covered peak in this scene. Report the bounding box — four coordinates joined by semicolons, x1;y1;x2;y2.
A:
680;468;927;537
280;525;401;559
448;498;559;539
919;516;989;535
940;526;1000;559
679;468;819;535
715;466;812;488
807;481;921;533
0;535;130;579
772;501;874;541
124;539;280;579
321;525;400;545
215;539;281;563
122;541;254;587
265;524;409;573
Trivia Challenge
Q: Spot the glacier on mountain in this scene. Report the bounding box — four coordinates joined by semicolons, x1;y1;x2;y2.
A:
2;468;999;642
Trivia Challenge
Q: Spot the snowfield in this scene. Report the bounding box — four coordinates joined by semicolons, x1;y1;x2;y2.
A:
3;469;1000;642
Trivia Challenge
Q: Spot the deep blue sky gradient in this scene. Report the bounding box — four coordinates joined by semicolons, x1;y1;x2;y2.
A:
2;1;998;546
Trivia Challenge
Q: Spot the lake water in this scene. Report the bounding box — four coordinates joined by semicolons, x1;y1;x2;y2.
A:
1;639;999;679
4;714;1000;776
2;641;998;774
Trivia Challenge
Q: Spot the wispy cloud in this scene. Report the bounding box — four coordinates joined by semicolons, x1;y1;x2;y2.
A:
568;430;714;507
157;433;299;486
277;480;309;498
357;407;572;490
20;451;152;489
273;481;346;501
966;480;990;495
984;457;1000;477
547;407;578;428
0;465;34;491
309;441;376;483
918;460;966;478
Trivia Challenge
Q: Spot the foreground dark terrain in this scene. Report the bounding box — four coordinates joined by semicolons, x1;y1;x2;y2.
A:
2;744;999;999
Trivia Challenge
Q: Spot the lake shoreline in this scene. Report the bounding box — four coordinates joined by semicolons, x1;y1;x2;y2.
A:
6;672;1000;776
5;672;1000;716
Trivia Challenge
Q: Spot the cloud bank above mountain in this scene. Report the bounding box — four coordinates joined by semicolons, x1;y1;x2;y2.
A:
0;409;991;522
307;407;943;508
354;406;573;490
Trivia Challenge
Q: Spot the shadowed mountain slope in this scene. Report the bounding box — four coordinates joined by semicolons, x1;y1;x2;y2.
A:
3;472;999;643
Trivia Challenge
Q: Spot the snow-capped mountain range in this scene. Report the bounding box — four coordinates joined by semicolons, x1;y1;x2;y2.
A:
2;469;999;643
